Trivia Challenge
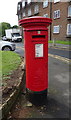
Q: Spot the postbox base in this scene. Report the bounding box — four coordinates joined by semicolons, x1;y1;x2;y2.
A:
26;88;47;106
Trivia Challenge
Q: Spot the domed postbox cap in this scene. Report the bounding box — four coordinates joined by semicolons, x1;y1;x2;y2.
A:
19;16;52;28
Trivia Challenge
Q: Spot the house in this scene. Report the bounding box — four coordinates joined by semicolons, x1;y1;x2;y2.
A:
17;0;71;41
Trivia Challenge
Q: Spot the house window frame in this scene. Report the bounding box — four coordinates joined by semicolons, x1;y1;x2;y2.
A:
54;0;60;3
23;12;26;17
18;14;21;20
53;10;60;19
43;0;48;8
27;0;31;4
22;0;25;8
67;24;71;35
53;25;60;34
18;4;20;11
43;14;48;18
28;8;32;16
68;6;71;17
34;5;39;14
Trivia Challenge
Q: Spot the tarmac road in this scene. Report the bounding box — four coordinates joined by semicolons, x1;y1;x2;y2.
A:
14;42;71;60
14;42;24;57
7;42;70;119
49;47;71;59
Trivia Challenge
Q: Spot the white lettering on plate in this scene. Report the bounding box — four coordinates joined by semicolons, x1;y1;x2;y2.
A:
35;44;43;57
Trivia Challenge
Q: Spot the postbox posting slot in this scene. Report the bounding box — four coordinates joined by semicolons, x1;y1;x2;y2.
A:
32;35;45;39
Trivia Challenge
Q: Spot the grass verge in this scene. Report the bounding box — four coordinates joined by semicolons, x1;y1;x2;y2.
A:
48;40;71;45
0;51;21;83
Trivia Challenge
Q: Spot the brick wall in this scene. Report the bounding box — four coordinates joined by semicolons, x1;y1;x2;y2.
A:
17;1;71;41
51;2;71;41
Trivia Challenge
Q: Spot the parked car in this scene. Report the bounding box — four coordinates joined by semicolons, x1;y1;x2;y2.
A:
2;36;7;41
0;40;16;51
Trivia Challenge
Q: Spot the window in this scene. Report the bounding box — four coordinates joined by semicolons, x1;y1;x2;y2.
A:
43;0;48;8
68;6;71;17
22;1;25;8
34;5;39;14
18;15;21;19
54;0;60;3
43;14;48;18
53;10;60;19
23;12;26;17
18;4;20;10
53;25;60;33
27;0;31;4
67;24;71;35
28;9;32;16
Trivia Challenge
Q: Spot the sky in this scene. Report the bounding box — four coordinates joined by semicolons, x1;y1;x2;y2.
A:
0;0;20;27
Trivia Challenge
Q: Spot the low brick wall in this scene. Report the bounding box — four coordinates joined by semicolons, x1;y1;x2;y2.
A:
1;64;26;119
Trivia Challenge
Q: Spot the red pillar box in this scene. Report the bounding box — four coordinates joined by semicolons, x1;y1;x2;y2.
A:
19;17;52;102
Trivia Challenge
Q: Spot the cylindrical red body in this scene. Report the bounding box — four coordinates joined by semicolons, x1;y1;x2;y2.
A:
19;17;52;92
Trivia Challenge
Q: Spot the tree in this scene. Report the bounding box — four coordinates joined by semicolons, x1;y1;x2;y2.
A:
12;25;18;29
0;22;11;36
